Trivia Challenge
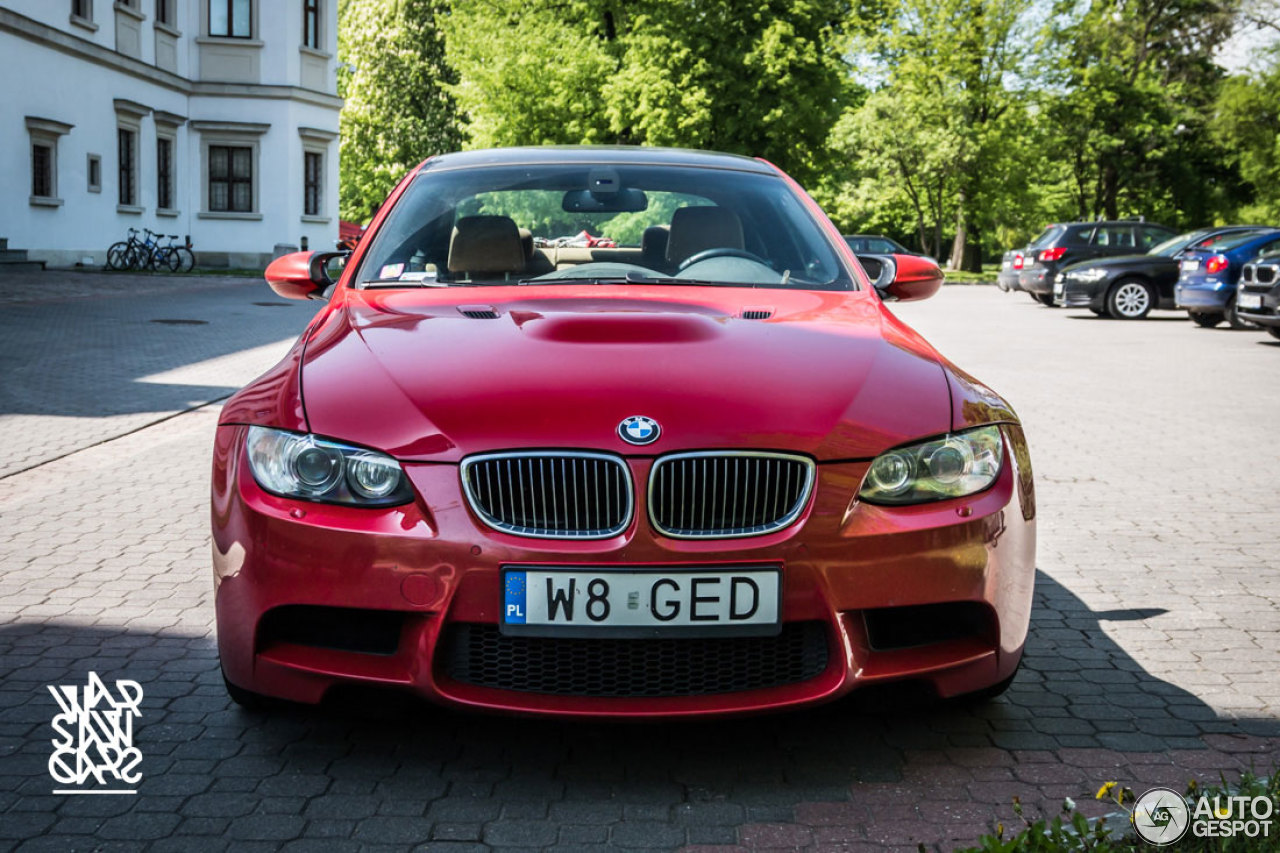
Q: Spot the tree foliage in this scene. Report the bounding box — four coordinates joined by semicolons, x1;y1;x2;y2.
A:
337;0;462;223
441;0;848;183
337;0;1280;262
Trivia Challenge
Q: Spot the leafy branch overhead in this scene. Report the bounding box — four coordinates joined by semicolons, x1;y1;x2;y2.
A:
337;0;1280;268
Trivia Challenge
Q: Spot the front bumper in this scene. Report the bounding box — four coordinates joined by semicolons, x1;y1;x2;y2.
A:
212;425;1036;717
1060;278;1105;309
1236;281;1280;328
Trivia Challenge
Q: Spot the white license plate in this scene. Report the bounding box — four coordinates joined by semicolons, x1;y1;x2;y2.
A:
1238;292;1263;309
1181;259;1199;271
501;567;780;636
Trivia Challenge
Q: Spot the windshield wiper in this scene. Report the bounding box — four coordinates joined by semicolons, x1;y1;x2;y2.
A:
516;272;761;288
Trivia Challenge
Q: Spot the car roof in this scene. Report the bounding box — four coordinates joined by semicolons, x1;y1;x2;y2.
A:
1056;220;1172;229
418;146;777;175
843;234;896;240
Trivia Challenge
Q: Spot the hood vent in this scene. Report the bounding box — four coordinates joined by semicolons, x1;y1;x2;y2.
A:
458;305;499;320
741;307;773;320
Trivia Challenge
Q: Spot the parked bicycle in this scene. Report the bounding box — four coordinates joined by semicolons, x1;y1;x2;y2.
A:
106;228;196;272
151;233;196;273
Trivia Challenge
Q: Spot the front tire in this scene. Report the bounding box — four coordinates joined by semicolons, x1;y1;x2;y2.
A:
1034;293;1056;307
953;655;1022;704
1106;279;1153;320
1268;327;1280;341
106;242;132;271
1191;312;1224;328
1089;307;1108;317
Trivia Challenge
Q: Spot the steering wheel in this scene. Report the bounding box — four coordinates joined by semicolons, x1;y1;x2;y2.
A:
676;247;771;272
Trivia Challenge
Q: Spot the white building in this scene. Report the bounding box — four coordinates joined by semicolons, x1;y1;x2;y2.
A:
0;1;341;268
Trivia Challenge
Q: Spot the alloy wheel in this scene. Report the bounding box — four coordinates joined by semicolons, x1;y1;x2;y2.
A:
1110;281;1151;319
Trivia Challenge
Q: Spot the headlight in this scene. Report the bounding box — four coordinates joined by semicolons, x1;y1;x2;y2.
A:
858;425;1004;505
245;426;413;506
1069;267;1108;282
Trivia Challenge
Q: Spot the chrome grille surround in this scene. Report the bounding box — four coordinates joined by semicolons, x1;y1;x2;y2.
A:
460;451;633;539
648;451;816;539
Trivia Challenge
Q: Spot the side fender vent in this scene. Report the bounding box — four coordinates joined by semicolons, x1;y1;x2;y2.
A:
458;305;499;319
741;307;773;320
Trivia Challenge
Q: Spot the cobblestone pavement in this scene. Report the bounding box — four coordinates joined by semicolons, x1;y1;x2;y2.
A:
0;269;318;477
0;284;1277;852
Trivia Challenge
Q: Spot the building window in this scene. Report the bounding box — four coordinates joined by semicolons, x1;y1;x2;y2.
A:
210;0;251;38
156;0;173;25
118;127;137;206
209;145;253;212
27;117;72;206
303;0;320;48
88;154;102;192
72;0;92;21
32;145;53;199
303;150;322;216
157;137;174;210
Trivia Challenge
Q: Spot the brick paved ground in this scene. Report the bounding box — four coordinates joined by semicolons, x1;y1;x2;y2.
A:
0;269;318;477
0;281;1276;851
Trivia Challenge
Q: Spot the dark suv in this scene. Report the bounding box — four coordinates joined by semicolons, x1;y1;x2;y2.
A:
1236;249;1280;340
1017;220;1176;306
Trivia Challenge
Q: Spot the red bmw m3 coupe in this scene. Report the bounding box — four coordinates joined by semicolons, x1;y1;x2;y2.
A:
212;146;1036;716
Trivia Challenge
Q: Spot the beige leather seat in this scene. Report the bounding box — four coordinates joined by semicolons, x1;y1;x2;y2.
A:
448;215;526;277
665;207;744;267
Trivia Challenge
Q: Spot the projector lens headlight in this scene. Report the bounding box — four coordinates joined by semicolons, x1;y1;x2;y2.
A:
246;426;412;506
858;425;1004;505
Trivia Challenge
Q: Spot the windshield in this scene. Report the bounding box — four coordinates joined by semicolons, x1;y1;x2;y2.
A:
1191;230;1272;253
1149;231;1204;257
355;163;853;291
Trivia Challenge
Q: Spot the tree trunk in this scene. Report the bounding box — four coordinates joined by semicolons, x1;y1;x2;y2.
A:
1102;162;1119;220
947;186;984;271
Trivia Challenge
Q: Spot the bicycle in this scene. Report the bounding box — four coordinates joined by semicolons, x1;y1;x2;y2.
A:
106;227;160;271
150;234;196;273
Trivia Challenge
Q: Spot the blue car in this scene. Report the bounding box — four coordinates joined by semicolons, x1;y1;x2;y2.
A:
1176;228;1280;327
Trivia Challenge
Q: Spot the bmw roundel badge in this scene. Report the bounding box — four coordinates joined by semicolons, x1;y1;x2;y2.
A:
618;416;660;446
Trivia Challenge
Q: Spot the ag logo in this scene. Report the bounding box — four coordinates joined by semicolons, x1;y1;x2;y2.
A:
618;415;660;446
1133;787;1190;845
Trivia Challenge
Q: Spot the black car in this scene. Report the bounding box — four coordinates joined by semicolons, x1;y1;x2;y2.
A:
843;234;917;255
1236;249;1280;340
1058;226;1269;319
1017;220;1176;306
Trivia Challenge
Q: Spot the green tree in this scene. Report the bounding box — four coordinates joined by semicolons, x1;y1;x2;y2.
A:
1036;0;1238;226
338;0;463;223
821;0;1032;267
441;0;848;183
1214;47;1280;221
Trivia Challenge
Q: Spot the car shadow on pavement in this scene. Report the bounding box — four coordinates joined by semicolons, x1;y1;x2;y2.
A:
0;570;1274;848
0;282;319;420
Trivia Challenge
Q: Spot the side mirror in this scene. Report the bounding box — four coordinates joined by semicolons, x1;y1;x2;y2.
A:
264;251;347;300
866;253;944;302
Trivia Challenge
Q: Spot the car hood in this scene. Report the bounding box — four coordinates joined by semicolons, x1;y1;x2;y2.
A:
297;285;954;462
1062;253;1173;272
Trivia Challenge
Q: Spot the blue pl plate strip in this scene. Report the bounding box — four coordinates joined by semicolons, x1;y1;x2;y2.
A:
503;571;527;624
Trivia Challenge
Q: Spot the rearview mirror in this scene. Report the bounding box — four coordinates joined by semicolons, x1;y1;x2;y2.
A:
862;253;944;302
264;251;346;300
562;188;648;213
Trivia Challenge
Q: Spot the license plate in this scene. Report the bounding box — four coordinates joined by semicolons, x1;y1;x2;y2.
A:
501;567;781;636
1238;292;1263;309
1181;259;1199;272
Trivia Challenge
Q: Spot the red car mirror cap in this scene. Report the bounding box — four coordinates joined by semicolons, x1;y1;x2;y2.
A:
883;254;944;302
265;251;343;300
